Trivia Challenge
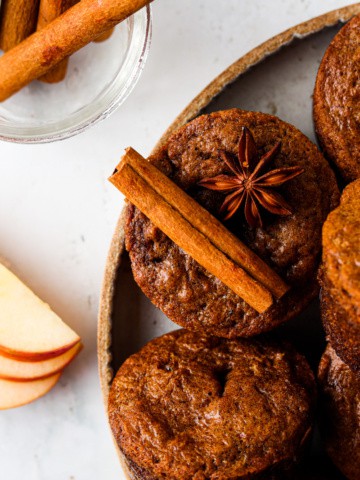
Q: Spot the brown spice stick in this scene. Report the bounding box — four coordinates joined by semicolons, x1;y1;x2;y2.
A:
36;0;78;83
109;149;279;314
0;0;152;101
94;28;115;43
113;164;273;313
123;148;289;299
37;0;76;28
0;0;40;51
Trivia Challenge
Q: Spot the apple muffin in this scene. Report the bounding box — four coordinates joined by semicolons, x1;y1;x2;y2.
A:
313;14;360;183
320;179;360;372
108;329;316;480
318;344;360;480
125;109;339;338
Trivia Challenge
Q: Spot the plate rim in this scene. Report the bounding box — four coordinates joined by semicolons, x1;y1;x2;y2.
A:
97;4;360;477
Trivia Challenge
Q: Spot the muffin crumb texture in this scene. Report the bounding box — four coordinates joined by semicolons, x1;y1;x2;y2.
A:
313;14;360;182
109;330;316;480
318;344;360;480
321;179;360;372
126;109;339;338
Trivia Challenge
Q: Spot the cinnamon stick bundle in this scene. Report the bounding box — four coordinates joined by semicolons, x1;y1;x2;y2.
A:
0;0;40;51
109;148;290;314
36;0;78;83
0;0;152;101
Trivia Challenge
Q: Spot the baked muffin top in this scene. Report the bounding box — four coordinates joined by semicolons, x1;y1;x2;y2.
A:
125;109;339;337
313;14;360;183
318;344;360;480
320;271;360;373
322;179;360;314
109;329;316;480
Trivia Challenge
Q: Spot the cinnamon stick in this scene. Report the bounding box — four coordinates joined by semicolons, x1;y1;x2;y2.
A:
113;164;272;313
122;148;289;299
0;0;40;51
0;0;152;101
109;148;290;313
94;28;115;43
36;0;78;83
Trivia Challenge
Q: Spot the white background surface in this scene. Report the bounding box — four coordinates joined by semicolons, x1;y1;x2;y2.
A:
0;1;354;479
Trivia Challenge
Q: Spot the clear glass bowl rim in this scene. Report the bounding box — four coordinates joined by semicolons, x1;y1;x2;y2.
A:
0;6;152;144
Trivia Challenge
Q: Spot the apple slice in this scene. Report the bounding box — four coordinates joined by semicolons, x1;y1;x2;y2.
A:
0;372;61;410
0;342;82;381
0;263;80;360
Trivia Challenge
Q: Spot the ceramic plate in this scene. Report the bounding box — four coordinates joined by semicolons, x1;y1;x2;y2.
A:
98;5;360;479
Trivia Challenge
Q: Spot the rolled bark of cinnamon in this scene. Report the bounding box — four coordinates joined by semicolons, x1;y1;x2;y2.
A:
0;0;152;101
121;148;289;299
94;28;115;43
36;0;79;83
109;148;290;313
0;0;40;51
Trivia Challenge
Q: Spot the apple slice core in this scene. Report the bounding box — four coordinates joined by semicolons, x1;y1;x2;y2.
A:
0;373;61;410
0;342;82;380
0;264;80;359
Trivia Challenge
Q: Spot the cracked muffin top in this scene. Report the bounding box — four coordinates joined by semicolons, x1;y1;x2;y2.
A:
109;329;316;480
322;178;360;314
318;344;360;480
125;109;339;338
313;14;360;183
320;179;360;372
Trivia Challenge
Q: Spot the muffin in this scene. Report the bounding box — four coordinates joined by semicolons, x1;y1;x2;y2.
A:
320;179;360;372
318;344;360;480
125;109;339;338
313;14;360;183
108;329;316;480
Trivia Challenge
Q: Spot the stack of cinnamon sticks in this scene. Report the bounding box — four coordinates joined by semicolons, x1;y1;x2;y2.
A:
0;0;115;86
0;0;152;101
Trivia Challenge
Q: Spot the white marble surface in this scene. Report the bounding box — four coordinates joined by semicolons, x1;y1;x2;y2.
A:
0;1;354;479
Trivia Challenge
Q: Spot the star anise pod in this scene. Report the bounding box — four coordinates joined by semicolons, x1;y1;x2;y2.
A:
198;127;304;228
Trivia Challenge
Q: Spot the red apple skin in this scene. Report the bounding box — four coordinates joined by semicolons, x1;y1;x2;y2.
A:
0;338;80;362
0;263;81;362
0;343;82;381
0;373;61;410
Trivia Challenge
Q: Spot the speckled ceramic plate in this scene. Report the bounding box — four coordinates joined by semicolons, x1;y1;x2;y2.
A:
98;5;360;479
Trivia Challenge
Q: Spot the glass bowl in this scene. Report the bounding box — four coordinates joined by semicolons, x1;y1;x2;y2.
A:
0;6;151;143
